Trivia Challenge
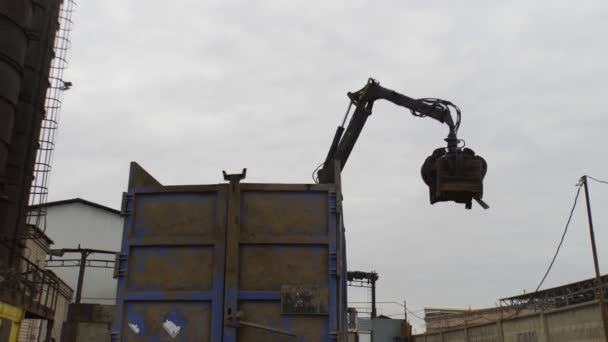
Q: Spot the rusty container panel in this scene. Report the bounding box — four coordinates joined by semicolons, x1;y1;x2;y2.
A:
239;245;328;291
113;163;348;341
240;191;329;238
131;193;219;237
113;164;228;342
127;246;215;292
124;302;211;341
238;302;328;342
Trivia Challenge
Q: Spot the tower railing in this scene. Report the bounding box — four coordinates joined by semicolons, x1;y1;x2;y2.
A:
26;0;76;238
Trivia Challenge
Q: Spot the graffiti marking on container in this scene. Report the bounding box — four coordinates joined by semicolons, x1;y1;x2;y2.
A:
162;319;182;338
128;323;140;334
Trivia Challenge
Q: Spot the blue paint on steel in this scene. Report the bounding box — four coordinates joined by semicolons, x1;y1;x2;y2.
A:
269;244;326;254
132;193;218;238
112;190;135;342
240;191;328;238
122;302;211;341
211;253;225;342
238;291;281;301
321;319;331;342
128;245;211;291
115;184;346;341
270;245;289;252
124;303;146;337
124;292;213;301
164;309;188;336
328;192;338;341
128;238;216;247
223;284;239;342
340;229;349;341
114;189;227;341
131;225;149;238
310;245;325;254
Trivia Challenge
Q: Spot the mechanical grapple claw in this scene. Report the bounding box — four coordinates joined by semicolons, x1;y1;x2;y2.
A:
421;147;488;209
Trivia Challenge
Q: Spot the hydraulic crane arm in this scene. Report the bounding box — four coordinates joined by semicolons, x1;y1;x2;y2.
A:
316;78;460;184
351;79;457;128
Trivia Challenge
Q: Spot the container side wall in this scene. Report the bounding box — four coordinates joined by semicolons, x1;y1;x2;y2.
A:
113;180;227;342
113;178;347;341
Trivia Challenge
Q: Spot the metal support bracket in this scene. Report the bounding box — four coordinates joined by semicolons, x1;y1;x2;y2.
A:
223;169;247;183
238;320;297;338
223;168;246;335
113;253;127;279
225;310;297;338
120;192;133;217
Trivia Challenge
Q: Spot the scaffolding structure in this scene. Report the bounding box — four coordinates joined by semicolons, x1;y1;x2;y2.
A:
500;274;608;310
347;271;379;318
0;0;78;338
26;0;76;236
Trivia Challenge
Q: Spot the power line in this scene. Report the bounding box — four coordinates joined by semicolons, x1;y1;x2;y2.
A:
586;175;608;185
81;297;115;300
406;307;425;321
505;183;585;320
349;300;426;320
383;313;408;317
535;184;582;292
348;301;424;311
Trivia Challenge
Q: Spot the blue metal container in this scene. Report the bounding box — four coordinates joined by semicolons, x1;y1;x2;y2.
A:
113;163;348;341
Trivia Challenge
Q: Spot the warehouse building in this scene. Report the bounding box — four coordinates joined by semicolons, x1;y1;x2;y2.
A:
29;198;122;305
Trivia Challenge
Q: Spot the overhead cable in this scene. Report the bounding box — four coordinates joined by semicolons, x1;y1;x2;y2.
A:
534;184;582;292
586;175;608;185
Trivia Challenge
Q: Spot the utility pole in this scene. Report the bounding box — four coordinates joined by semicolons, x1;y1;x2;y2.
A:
371;276;377;319
581;175;608;340
346;271;379;319
48;247;118;304
75;250;89;304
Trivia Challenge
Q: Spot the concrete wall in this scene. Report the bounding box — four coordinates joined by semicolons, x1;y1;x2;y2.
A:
45;202;122;305
19;224;73;342
359;334;371;342
50;289;71;341
23;226;51;270
545;303;603;342
373;318;404;341
19;277;73;342
358;318;372;342
426;307;534;333
60;304;115;342
355;317;411;341
413;301;605;342
19;319;42;342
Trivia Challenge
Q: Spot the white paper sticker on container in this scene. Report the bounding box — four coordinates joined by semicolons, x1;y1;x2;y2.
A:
128;323;140;335
162;319;181;338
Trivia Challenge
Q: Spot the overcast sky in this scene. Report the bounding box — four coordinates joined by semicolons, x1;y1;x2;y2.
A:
49;0;608;332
